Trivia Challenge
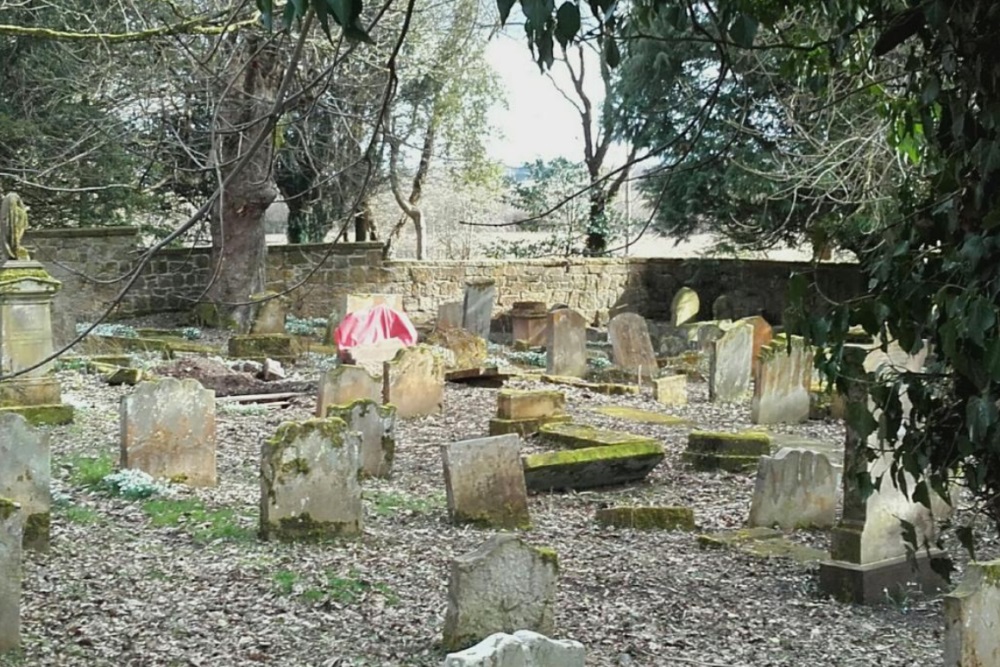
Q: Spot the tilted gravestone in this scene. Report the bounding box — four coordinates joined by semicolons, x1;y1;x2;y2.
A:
315;364;381;417
463;281;496;339
709;323;753;403
120;377;216;486
259;418;362;541
751;336;812;424
443;534;559;651
739;315;773;377
748;448;838;530
443;630;585;667
545;309;588;378
944;559;1000;666
607;312;658;384
0;498;22;652
441;434;530;529
382;345;445;418
0;413;50;551
325;399;396;479
653;375;687;406
671;287;700;326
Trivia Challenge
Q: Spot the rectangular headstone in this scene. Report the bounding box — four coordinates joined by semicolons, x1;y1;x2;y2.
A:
442;534;559;650
497;389;565;420
463;281;496;339
750;335;812;424
120;378;216;486
0;499;22;652
653;375;687;406
325;399;397;478
442;434;530;529
709;322;753;402
545;309;587;378
383;345;445;418
437;301;465;331
748;448;838;530
259;418;363;540
0;413;50;551
511;301;549;347
944;559;1000;666
315;365;381;417
739;315;773;377
607;313;658;384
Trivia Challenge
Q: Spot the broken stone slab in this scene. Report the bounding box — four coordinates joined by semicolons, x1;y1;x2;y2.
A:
522;442;665;493
497;389;566;420
589;405;689;426
595;506;696;531
316;364;381;417
944;558;1000;666
0;413;50;552
324;399;396;479
442;534;559;651
538;422;659;450
0;498;22;652
103;365;144;386
697;527;827;564
653;374;687;406
682;430;772;473
539;375;639;396
443;630;585;667
489;415;572;438
259;418;362;541
441;435;531;529
748;448;838;530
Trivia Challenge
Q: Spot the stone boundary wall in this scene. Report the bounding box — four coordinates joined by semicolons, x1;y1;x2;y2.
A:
24;227;864;344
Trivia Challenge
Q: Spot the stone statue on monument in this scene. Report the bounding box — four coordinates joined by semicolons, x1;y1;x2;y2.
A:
0;191;30;262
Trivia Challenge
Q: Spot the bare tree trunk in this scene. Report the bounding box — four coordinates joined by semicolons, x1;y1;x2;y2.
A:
207;36;280;332
388;121;437;260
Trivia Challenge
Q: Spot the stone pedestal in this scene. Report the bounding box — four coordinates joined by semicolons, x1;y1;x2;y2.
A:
511;301;548;347
0;261;73;425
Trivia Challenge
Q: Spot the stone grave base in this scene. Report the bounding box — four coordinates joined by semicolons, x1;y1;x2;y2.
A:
818;550;951;605
488;414;571;437
0;404;73;426
522;442;664;493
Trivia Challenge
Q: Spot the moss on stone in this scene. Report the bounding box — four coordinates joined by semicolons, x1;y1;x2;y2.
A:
681;451;763;473
591;405;691;426
0;496;19;521
596;506;696;531
698;528;826;563
269;417;349;451
228;334;294;359
23;511;49;550
687;430;772;456
263;512;359;542
535;546;560;572
523;441;664;470
0;265;61;292
538;422;658;450
0;404;74;425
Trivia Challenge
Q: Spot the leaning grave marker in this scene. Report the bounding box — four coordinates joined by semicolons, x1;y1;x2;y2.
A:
382;345;445;418
0;412;50;551
545;308;588;378
0;498;22;652
751;335;812;424
325;399;396;479
607;312;659;384
462;281;496;339
441;434;531;529
709;322;753;403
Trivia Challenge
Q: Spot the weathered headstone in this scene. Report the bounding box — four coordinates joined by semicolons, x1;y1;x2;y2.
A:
523;441;664;492
748;448;838;530
682;430;771;472
259;418;362;540
0;498;22;652
442;534;559;650
709;323;753;402
819;345;949;604
426;328;487;370
511;301;549;347
712;294;736;320
545;308;587;378
437;301;465;331
607;313;658;383
739;315;773;377
383;345;445;418
441;434;530;529
944;559;1000;667
751;336;812;424
653;374;687;406
671;287;700;326
249;291;287;335
325;399;396;479
490;389;569;437
315;364;381;417
120;377;216;486
463;281;496;339
443;630;585;667
0;413;50;551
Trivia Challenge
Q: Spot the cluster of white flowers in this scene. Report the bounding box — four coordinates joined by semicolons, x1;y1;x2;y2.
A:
507;350;547;367
75;322;139;338
100;469;169;500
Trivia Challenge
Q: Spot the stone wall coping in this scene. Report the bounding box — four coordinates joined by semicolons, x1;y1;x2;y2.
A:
386;257;859;269
25;226;139;239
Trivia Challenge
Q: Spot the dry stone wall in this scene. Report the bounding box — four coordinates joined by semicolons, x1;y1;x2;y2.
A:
25;227;864;345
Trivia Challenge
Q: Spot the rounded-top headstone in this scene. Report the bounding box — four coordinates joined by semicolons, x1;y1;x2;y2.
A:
671;287;700;326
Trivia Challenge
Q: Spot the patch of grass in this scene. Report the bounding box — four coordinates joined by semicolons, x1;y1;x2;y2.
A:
64;453;115;489
0;648;26;666
58;504;102;525
273;568;399;606
325;571;369;604
273;570;298;595
364;490;444;517
142;498;254;543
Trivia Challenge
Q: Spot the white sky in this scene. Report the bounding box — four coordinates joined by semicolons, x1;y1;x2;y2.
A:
483;22;630;169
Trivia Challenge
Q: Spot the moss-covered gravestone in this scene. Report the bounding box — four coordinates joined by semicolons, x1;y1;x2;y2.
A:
315;364;381;417
682;430;772;472
120;377;217;487
0;413;50;551
382;345;445;418
227;333;295;362
595;506;696;531
259;418;362;541
325;399;396;479
442;534;559;651
522;441;664;493
0;498;22;652
441;434;530;529
751;335;812;424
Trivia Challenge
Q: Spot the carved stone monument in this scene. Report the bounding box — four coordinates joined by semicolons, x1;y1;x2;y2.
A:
0;191;73;425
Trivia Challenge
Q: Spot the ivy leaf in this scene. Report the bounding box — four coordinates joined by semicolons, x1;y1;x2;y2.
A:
555;2;581;50
986;337;1000;380
966;296;996;347
257;0;274;30
522;0;554;29
899;518;919;551
498;0;517;24
956;525;976;560
729;14;758;48
912;480;931;509
605;35;621;67
847;401;878;442
966;395;997;444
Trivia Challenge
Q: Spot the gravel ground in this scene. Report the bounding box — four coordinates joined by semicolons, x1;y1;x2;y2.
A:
7;343;962;667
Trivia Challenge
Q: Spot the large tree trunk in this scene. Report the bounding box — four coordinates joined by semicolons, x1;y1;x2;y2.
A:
206;36;280;332
585;187;608;256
